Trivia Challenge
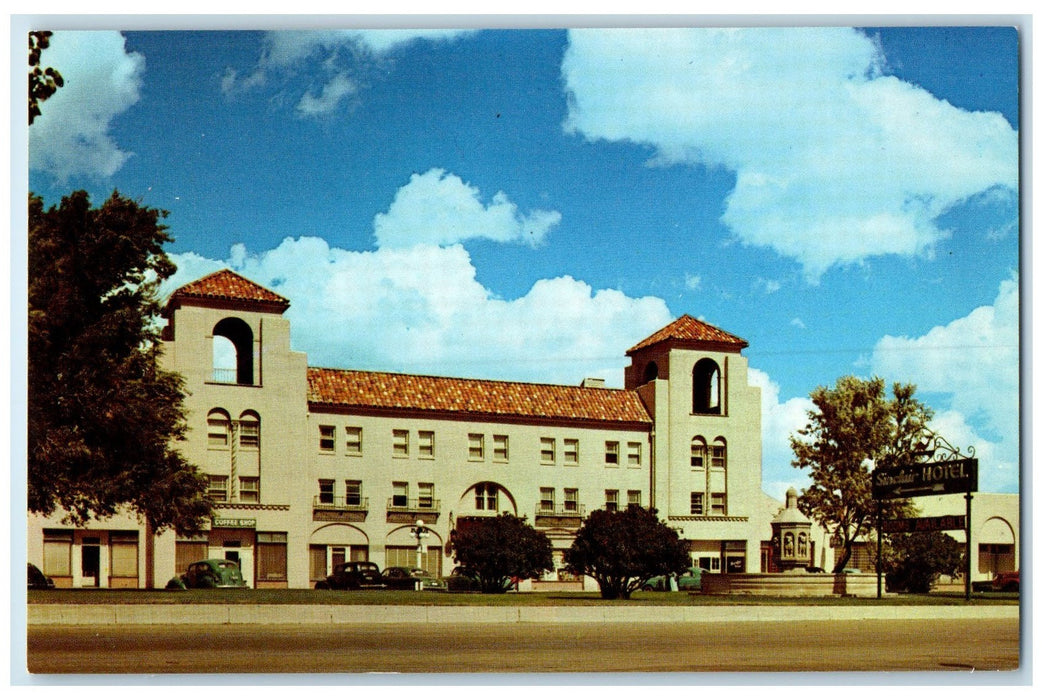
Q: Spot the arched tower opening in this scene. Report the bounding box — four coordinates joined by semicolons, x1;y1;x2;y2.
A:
212;317;254;385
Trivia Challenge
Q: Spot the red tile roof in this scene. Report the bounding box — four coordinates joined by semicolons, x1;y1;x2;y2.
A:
307;368;652;426
628;314;748;353
166;269;290;312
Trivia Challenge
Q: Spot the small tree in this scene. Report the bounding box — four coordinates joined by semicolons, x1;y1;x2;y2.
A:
885;531;964;593
449;514;552;593
791;377;931;572
565;505;690;600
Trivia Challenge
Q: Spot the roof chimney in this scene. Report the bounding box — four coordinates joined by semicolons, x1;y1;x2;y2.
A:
581;378;606;389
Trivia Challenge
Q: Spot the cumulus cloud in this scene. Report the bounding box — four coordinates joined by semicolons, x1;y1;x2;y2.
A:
222;29;478;116
562;28;1018;281
161;236;672;387
28;31;144;181
870;274;1019;490
748;368;816;500
373;169;562;248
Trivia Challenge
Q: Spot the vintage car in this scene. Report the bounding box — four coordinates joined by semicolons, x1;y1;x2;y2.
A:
166;559;248;589
381;566;447;591
314;561;384;590
642;566;707;592
28;563;55;590
973;571;1019;593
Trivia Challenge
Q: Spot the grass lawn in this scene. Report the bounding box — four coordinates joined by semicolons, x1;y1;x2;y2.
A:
26;588;1020;606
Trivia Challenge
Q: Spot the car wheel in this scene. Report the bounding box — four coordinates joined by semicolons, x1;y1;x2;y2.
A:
642;585;653;592
315;581;329;590
198;574;217;589
1004;583;1019;593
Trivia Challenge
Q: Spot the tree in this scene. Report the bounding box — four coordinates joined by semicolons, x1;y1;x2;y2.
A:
790;376;933;573
564;505;690;600
449;514;553;593
28;190;213;536
29;30;64;125
885;531;964;593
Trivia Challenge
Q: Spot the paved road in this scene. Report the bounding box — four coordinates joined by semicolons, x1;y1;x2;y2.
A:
27;617;1019;674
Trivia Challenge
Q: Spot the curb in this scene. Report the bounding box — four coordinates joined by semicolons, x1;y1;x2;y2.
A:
28;604;1020;626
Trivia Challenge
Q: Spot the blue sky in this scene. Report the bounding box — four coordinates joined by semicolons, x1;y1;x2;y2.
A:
26;25;1020;499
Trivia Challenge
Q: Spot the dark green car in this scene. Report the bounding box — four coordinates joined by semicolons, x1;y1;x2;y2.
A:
167;559;248;589
642;566;707;592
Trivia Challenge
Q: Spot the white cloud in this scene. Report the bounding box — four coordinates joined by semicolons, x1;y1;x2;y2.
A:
162;236;672;388
748;367;815;500
870;274;1019;491
562;28;1018;281
373;169;562;248
222;29;477;113
29;31;144;181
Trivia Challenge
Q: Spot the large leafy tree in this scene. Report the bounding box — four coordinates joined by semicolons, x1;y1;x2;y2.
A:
565;505;690;600
449;513;553;593
28;190;213;535
790;376;932;573
885;531;964;594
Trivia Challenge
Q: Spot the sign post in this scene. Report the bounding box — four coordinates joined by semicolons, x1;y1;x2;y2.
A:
872;452;977;600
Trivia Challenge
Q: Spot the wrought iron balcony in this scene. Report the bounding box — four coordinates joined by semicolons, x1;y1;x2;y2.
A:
386;498;441;513
313;495;369;511
535;502;585;518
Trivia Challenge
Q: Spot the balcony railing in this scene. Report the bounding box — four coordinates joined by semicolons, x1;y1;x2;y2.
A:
386;498;441;512
535;503;586;518
313;495;369;511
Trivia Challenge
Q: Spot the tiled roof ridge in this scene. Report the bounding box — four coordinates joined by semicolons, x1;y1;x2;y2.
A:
308;365;630;393
306;366;652;424
627;314;748;353
168;269;290;308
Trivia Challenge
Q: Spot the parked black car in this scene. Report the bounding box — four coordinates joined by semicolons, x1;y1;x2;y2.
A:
315;561;384;590
28;563;55;590
382;566;447;591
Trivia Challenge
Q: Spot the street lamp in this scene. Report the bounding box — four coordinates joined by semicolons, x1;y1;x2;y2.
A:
410;519;430;572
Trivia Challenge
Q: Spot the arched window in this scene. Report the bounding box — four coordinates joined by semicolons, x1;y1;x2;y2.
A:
212;317;254;385
690;436;707;469
642;361;659;384
692;358;721;414
239;410;260;449
207;409;231;448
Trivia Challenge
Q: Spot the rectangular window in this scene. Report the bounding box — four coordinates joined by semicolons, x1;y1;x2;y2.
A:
690;492;704;515
468;433;485;461
627;490;642;507
691;443;705;469
239;419;259;449
605;441;620;466
476;483;498;511
392;429;409;458
239;477;259;504
345;427;363;455
563;439;579;466
605;489;619;512
318;479;335;505
418;431;435;459
319;425;336;452
109;531;139;578
42;530;72;577
540;438;556;464
257;532;288;582
175;537;207;575
564;488;579;512
208;475;229;502
627;442;642;467
207;416;229;447
418;483;435;509
309;545;328;581
493;435;509;462
711;446;726;469
540;487;555;512
392;482;409;508
711;492;727;515
345;480;362;506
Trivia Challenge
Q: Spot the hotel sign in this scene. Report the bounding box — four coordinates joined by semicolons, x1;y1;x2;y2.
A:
872;458;978;500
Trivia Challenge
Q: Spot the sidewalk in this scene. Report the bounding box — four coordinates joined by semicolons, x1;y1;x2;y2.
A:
28;603;1021;626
